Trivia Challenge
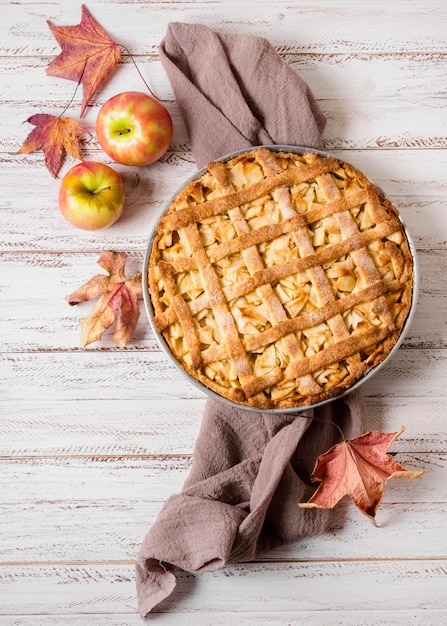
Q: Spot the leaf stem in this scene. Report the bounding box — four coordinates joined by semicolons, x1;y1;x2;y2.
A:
119;44;157;99
57;57;87;120
55;43;159;121
291;409;347;442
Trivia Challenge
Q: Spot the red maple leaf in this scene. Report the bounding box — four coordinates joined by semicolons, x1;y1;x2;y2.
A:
15;114;89;178
67;251;143;347
46;4;122;117
299;428;427;522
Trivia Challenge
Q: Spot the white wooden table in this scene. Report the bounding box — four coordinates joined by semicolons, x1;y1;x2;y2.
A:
1;1;446;623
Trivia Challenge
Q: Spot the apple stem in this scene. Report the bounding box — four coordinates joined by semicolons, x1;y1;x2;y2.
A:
119;44;159;101
92;186;111;194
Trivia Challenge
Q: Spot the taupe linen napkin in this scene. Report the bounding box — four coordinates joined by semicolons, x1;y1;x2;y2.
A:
136;23;365;617
157;22;327;168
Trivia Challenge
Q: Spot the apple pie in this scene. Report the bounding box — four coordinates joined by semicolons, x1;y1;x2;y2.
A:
146;147;414;409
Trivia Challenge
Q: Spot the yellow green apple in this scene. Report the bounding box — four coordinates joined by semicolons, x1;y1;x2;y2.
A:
58;162;125;230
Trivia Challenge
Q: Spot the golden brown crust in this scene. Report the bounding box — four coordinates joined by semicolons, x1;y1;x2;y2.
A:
147;147;414;409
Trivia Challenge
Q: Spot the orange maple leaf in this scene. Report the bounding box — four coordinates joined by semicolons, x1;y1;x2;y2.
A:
67;251;142;347
46;4;122;117
299;427;427;523
15;114;89;178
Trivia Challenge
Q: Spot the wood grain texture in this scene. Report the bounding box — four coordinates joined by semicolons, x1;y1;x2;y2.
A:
0;453;442;564
2;1;447;56
0;246;443;349
2;52;447;153
2;150;447;252
1;0;446;622
0;561;446;615
1;614;447;626
0;396;444;456
1;349;447;400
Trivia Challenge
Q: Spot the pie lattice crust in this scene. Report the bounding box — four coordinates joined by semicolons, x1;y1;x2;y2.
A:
147;147;414;409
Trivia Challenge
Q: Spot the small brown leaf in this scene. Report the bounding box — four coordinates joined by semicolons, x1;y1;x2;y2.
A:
299;427;427;522
46;4;122;117
67;251;143;347
15;114;89;178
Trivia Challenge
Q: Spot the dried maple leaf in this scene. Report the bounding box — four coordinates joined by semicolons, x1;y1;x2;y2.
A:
46;4;122;117
299;428;427;523
15;114;89;178
67;251;142;347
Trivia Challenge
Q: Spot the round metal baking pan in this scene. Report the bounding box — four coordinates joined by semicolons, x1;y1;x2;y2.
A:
143;145;419;413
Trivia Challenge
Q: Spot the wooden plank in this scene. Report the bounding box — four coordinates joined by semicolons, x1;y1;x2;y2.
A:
1;612;447;626
0;398;203;457
2;52;447;153
1;148;445;252
0;396;443;457
0;350;202;401
0;250;153;352
0;453;441;563
364;349;447;398
0;153;195;253
1;348;446;401
0;245;441;350
0;561;445;615
0;453;436;504
12;145;446;204
1;1;445;623
366;397;447;453
2;1;447;57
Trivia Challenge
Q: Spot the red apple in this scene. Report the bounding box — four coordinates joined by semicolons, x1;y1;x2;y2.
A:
58;162;125;230
95;91;173;166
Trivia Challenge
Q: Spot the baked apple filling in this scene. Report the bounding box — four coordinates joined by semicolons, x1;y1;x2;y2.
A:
148;147;414;408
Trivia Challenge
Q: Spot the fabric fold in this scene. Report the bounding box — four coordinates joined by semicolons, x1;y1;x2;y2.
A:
137;22;365;617
137;392;365;616
159;22;327;168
